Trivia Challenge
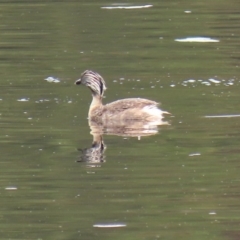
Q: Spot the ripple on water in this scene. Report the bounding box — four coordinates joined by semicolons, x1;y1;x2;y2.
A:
101;5;153;9
189;153;201;157
175;37;219;42
204;114;240;118
5;186;17;190
93;222;126;228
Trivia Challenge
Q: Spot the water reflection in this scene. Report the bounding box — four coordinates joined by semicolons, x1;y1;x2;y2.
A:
77;128;106;165
78;119;170;166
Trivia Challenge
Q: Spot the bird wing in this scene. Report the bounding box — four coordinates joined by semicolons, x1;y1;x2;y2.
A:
104;98;159;114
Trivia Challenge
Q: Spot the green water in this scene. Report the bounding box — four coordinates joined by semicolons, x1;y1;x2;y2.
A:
1;0;240;239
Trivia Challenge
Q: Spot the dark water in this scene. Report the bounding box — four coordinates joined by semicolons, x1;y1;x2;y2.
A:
1;1;240;239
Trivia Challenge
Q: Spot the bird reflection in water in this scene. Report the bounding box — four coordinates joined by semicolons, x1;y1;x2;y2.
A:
77;118;170;167
76;70;171;166
78;131;106;166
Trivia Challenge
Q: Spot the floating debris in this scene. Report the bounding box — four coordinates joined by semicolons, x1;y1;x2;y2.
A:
175;37;219;43
44;77;60;83
93;222;126;228
101;5;153;9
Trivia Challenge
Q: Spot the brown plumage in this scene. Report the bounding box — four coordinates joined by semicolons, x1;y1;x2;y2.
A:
75;70;169;125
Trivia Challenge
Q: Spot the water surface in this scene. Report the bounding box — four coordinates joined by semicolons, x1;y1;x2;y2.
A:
1;1;240;239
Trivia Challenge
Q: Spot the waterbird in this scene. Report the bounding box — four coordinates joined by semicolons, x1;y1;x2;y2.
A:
75;70;170;125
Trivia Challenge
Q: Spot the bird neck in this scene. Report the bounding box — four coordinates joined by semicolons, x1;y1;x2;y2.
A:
89;94;103;117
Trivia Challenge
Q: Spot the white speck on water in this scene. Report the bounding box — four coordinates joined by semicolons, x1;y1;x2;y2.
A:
129;77;239;89
5;186;17;190
189;153;201;157
37;99;50;103
44;77;60;83
18;98;29;102
28;117;32;120
201;81;211;86
184;10;192;13
209;211;216;215
101;5;153;9
204;114;240;118
119;77;125;81
93;222;126;228
175;37;219;42
208;78;221;83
